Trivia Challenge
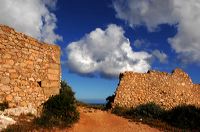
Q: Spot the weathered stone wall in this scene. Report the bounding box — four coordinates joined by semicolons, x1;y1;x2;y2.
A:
0;25;61;108
113;68;200;109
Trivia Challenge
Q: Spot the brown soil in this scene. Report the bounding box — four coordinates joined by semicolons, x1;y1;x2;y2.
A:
66;107;161;132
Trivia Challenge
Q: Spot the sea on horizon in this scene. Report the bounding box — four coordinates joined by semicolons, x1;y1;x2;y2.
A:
78;98;106;105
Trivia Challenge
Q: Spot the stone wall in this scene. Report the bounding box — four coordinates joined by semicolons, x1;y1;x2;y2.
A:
113;68;200;109
0;25;61;108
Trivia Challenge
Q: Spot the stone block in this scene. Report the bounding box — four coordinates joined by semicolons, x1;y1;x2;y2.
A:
5;95;13;101
47;69;59;75
0;85;11;91
49;81;59;87
8;69;16;73
20;62;27;67
49;63;60;69
5;59;14;65
41;80;49;88
10;73;18;79
26;60;34;66
2;64;12;69
1;77;10;84
2;54;11;59
43;88;54;97
47;74;59;81
13;87;20;92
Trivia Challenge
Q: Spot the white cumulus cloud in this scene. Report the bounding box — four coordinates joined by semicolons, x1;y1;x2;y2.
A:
133;39;145;48
152;50;168;63
66;24;152;78
113;0;200;64
0;0;62;44
112;0;177;31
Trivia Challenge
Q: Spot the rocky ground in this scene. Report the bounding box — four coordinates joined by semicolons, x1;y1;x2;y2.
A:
0;106;37;131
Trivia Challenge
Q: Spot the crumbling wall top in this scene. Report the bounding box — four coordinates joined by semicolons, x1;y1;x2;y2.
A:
114;68;200;109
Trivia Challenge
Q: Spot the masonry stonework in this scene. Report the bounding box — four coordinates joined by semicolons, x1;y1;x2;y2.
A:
0;25;61;108
113;68;200;109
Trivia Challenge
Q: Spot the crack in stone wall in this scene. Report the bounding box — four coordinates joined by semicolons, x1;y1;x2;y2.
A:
0;25;61;108
113;68;200;109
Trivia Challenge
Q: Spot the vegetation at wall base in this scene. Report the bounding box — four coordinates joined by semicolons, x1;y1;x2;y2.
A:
0;101;8;111
111;103;200;131
35;80;80;128
163;105;200;129
105;94;115;109
126;102;164;119
4;81;79;131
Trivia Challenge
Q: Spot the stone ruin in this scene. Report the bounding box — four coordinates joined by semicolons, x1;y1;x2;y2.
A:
113;68;200;109
0;25;61;108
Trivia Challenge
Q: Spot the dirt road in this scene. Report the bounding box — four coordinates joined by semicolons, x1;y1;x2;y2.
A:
67;107;161;132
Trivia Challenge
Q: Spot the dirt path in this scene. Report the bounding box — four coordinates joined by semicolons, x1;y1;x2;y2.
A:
67;107;161;132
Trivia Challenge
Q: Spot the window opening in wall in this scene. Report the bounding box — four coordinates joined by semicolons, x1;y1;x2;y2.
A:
37;81;42;87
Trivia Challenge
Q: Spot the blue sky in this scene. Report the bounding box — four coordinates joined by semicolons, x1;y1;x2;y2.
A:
0;0;200;101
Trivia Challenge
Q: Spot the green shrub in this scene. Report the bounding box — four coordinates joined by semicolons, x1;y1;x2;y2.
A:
163;105;200;129
129;102;164;119
105;95;115;109
112;102;164;119
0;101;8;111
112;103;200;130
112;106;128;116
35;80;79;127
